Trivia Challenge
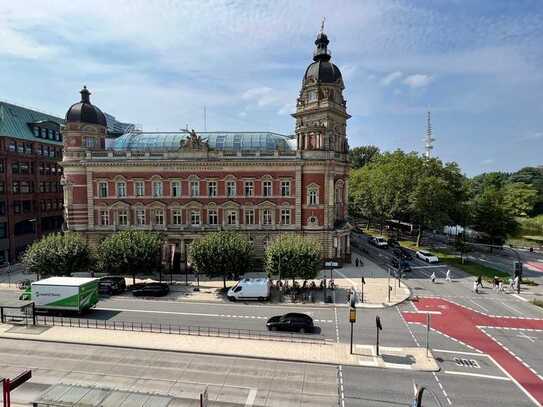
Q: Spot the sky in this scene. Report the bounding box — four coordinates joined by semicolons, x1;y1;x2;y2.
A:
1;0;542;176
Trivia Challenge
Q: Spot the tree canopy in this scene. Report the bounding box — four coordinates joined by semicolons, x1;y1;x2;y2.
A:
349;150;466;244
264;234;321;281
349;145;381;169
188;231;254;288
97;230;163;284
22;232;93;278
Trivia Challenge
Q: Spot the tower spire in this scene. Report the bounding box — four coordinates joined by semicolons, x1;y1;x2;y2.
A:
313;20;331;62
424;111;435;158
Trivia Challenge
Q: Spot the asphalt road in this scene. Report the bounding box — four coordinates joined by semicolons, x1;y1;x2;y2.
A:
1;234;543;406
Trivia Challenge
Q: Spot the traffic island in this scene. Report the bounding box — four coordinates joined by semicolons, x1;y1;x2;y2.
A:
0;322;438;372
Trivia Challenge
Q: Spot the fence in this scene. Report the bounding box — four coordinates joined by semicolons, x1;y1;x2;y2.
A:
34;315;326;344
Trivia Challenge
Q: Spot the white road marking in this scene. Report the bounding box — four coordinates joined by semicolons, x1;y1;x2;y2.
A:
334;307;340;343
338;365;345;407
442;370;510;381
500;300;523;316
467;299;490;313
512;294;529;302
516;332;537;343
244;388;258;407
433;349;486;356
432;372;452;405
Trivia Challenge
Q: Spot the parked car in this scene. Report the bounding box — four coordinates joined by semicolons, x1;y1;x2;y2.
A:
387;239;401;248
391;257;412;272
369;236;388;249
266;313;314;333
393;248;413;261
416;250;439;263
99;276;126;295
132;283;170;297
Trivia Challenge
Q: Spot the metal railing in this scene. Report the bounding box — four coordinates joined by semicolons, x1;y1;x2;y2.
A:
34;315;326;344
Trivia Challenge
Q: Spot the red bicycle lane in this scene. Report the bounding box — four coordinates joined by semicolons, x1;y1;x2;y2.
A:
403;297;543;406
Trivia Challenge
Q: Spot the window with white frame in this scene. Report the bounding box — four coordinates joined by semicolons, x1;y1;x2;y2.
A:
281;208;291;225
244;209;255;225
98;181;108;198
208;209;218;225
153;208;164;225
262;180;272;197
152;181;163;197
190;180;199;197
135;208;145;225
244;181;254;197
116;182;127;198
171;181;181;197
262;208;272;225
172;209;182;225
308;187;318;205
118;209;128;226
135;181;145;197
226;210;237;225
226;180;236;197
100;209;109;225
191;210;201;226
281;181;291;197
207;181;217;197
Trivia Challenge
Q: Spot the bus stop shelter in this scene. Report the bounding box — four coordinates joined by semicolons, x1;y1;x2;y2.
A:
0;299;35;325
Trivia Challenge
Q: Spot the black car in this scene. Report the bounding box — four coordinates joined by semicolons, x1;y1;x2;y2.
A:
99;276;127;295
387;239;401;248
266;313;314;333
392;248;413;261
132;283;170;297
391;257;412;272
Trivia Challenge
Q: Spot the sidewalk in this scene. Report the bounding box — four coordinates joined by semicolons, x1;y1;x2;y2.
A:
0;323;439;372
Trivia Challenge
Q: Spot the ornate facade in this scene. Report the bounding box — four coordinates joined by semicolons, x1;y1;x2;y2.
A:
61;30;352;267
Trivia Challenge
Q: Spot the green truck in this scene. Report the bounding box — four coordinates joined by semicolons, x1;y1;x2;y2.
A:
19;277;100;313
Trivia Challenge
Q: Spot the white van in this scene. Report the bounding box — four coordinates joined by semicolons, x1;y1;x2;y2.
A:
227;278;271;301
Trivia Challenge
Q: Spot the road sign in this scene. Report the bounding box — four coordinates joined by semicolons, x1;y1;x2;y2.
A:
349;308;357;323
324;261;339;268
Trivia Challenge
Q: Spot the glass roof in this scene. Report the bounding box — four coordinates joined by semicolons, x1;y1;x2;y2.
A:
112;131;296;151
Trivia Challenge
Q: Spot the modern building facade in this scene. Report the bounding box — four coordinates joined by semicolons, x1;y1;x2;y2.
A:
61;30;352;267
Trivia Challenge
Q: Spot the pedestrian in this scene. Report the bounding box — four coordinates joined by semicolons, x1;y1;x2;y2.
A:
493;276;499;291
473;280;479;294
355;258;359;267
509;277;515;291
476;275;483;289
446;269;451;282
498;280;503;293
513;276;520;293
430;272;436;283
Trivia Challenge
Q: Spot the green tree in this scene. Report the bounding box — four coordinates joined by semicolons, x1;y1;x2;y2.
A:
470;187;519;245
349;145;381;169
503;182;538;217
264;234;321;282
22;232;93;278
97;230;163;284
188;231;254;288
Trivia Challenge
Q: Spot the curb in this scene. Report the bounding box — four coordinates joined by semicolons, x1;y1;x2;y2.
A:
0;333;439;372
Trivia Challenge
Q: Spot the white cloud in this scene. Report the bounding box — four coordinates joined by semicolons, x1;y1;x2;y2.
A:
481;159;494;165
380;71;403;86
403;74;432;88
519;131;543;141
242;87;279;107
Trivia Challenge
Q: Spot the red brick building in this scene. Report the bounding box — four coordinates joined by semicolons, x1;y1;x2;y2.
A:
61;30;351;266
0;102;64;264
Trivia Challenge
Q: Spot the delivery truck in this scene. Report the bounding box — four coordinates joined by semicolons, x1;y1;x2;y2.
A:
19;277;100;313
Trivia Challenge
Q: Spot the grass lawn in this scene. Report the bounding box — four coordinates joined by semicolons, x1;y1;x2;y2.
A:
531;299;543;308
399;240;509;282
